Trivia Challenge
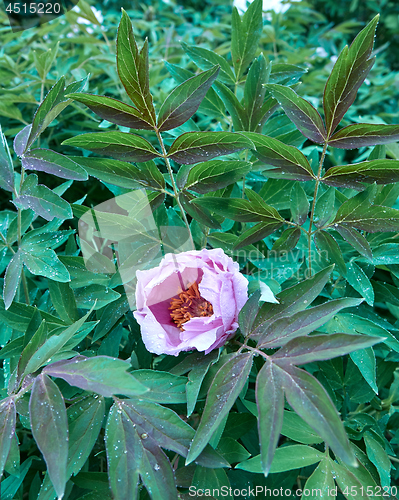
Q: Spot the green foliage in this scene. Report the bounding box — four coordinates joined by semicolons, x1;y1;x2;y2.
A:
1;1;399;499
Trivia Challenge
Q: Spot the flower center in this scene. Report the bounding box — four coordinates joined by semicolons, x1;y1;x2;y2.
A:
169;281;214;331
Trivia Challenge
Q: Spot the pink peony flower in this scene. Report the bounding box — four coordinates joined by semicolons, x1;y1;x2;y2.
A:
133;248;249;356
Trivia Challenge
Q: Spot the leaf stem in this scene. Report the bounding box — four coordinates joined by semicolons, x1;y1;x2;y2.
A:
307;142;328;275
155;129;195;249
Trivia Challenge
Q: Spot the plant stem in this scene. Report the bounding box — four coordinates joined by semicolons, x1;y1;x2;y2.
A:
17;167;30;306
307;142;328;276
155;129;195;249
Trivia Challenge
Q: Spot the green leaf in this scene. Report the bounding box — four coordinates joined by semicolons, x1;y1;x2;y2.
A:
48;281;79;324
257;298;364;348
314;187;336;228
0;398;16;478
236;444;324;473
231;0;263;79
22;149;88;181
302;458;336;499
74;285;121;310
242;132;315;181
256;360;284;475
265;84;326;143
334;225;372;260
130;370;186;404
186;353;253;464
331;459;376;500
271;333;381;365
314;230;346;276
17;320;48;381
183;160;251;194
346;262;374;306
43;355;149;397
13;174;72;221
22;247;70;282
271;227;301;253
29;374;68;499
181;43;236;86
0;123;14;192
116;9;156;125
167;131;253;165
364;432;391;488
234;220;283;248
275;364;356;466
290;182;309;225
62;131;161;162
179;192;221;229
71;157;164;190
3;250;23;310
322;159;399;189
269;63;307;85
157;66;220;131
281;411;323;445
323;15;379;137
333;204;399;232
66;93;154;129
328;123;399;149
192;467;232;498
350;348;377;393
213;81;247;131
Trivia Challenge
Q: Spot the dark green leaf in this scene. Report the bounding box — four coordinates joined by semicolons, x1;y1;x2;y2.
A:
157;66;220;131
183;160;251;194
243;54;272;132
331;459;377;500
3;250;23;310
29;374;68;499
130;370;186;404
167;131;253;165
62;132;161;162
234;220;283;248
66;93;154;129
346;262;374;306
265;84;326;143
256;360;284;475
271;227;301;253
290;182;309;225
180;192;221;228
333;204;399;232
186;353;253;464
269;63;307;85
314;230;346;276
350;348;377;393
0;398;16;478
328;123;399;149
213;81;247;131
0;123;14;192
364;432;391;487
302;458;336;499
314;187;336;227
323;15;379;136
334;225;372;260
116;10;156;125
48;281;79;324
242;132;315;181
281;411;323;444
238;290;261;337
18;320;48;380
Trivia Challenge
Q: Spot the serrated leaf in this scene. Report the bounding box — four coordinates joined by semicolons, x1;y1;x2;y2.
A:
13;174;72;221
256;360;284;475
22;149;88;181
167;131;253;164
231;0;263;79
271;333;381;365
0;398;16;478
186;353;253;464
265;84;326;143
323;15;379;137
29;374;68;499
0;123;14;192
183;160;251;194
328;123;399;149
67;93;154;129
275;364;356;466
116;10;156;125
43;355;149;397
62;131;161;162
157;66;220;131
242;132;315;181
3;250;23;310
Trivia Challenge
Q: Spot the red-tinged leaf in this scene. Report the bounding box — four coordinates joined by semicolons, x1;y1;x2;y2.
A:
179;192;221;229
116;10;156;125
183;160;251;194
29;374;68;499
0;123;14;192
275;364;356;466
256;360;284;476
238;290;261;337
191;196;284;223
257;298;363;348
13;124;31;156
66;93;154;129
271;227;301;253
0;398;16;478
43;355;149;397
314;230;346;276
62;132;161;162
157;66;220;131
332;204;399;232
322;159;399;189
22;149;88;181
3;250;22;310
272;333;382;365
323;15;379;137
328;123;399;149
265;84;326;143
167;131;253;165
233;220;283;249
241;132;315;181
252;266;334;335
186;353;253;464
